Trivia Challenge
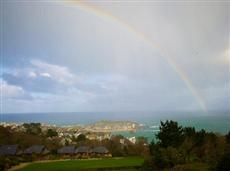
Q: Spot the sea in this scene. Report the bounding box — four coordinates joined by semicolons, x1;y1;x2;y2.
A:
1;111;229;142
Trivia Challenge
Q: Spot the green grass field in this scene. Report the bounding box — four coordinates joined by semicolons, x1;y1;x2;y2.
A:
17;157;144;171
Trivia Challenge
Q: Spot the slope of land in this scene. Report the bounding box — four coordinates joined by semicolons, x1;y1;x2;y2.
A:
16;157;144;171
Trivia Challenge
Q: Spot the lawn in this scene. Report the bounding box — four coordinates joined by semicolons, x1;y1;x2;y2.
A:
16;157;144;171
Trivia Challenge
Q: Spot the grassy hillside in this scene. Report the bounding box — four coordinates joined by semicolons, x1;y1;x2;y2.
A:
17;157;144;171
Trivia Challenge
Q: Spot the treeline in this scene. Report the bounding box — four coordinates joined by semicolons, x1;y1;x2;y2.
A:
0;124;60;150
142;120;230;171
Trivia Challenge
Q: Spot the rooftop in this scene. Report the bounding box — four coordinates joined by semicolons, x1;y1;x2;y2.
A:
24;145;45;154
58;145;75;154
0;145;18;155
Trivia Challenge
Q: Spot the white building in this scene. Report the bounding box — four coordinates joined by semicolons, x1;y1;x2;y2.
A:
128;137;136;144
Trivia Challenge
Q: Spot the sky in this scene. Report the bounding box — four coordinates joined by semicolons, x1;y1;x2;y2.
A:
0;0;229;113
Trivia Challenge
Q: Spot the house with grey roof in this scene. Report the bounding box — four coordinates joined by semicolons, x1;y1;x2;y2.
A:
92;146;111;157
24;145;49;155
57;145;75;155
75;146;91;154
75;146;91;158
0;145;18;156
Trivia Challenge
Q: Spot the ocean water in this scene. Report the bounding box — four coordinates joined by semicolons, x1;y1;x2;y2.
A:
112;114;230;142
1;111;229;142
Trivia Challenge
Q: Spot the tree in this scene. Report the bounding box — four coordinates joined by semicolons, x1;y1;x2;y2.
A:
23;123;41;135
143;120;230;171
135;137;149;156
76;134;86;142
225;131;230;144
46;129;58;137
183;127;196;137
149;140;158;156
156;120;184;148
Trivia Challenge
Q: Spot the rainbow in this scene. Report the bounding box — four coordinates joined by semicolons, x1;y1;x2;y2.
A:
61;0;206;111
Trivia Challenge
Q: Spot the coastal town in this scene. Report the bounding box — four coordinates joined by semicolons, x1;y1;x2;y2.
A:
0;120;150;170
0;120;229;171
0;120;143;145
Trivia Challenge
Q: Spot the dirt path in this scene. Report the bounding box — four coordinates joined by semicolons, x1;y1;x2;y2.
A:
7;159;71;171
8;163;30;171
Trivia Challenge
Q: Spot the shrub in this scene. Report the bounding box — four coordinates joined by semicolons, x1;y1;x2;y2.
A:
215;152;230;171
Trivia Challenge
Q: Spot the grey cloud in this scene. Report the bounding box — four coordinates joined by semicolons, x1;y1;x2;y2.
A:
1;1;229;112
1;80;32;101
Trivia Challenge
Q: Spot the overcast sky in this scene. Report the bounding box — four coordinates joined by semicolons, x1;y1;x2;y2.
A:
1;0;229;113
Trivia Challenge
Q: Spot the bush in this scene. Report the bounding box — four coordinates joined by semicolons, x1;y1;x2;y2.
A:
171;163;208;171
46;129;58;137
140;157;157;171
215;152;230;171
0;156;21;171
141;147;186;170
